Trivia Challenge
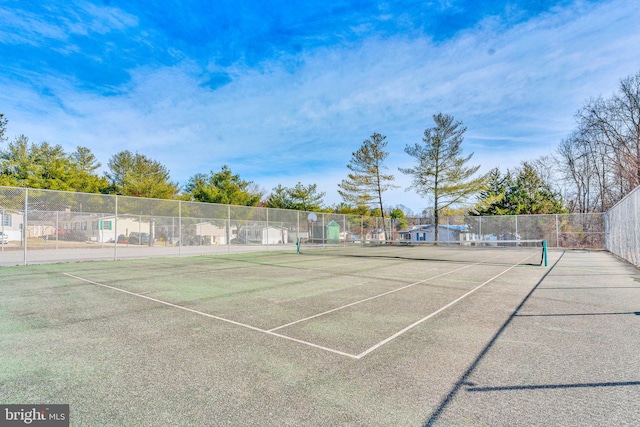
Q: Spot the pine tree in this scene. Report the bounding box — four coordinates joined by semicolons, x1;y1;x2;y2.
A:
400;113;487;242
183;165;262;206
266;182;325;211
106;151;178;199
472;164;567;215
338;133;397;240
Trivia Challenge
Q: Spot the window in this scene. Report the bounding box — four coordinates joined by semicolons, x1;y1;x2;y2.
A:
1;214;12;227
99;220;112;230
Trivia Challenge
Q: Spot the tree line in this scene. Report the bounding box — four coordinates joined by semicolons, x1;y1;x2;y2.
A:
556;70;640;213
1;68;638;227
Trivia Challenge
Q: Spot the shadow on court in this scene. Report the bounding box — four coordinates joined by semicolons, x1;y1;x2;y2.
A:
1;249;638;426
423;250;640;426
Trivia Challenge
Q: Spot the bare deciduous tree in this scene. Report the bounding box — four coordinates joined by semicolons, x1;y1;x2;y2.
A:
558;70;640;212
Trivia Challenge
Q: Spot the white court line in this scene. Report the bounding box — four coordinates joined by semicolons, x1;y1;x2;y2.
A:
301;255;395;273
355;253;537;359
63;252;536;360
268;262;480;332
264;331;359;359
63;273;360;359
63;273;267;333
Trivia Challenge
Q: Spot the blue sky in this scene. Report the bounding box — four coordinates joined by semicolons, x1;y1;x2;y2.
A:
1;0;639;213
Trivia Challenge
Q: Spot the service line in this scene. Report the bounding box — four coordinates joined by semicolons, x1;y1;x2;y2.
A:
63;252;535;360
355;253;538;358
268;262;482;332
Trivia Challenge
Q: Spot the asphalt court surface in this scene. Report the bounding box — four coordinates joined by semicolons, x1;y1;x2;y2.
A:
2;248;639;425
60;247;554;359
430;250;640;426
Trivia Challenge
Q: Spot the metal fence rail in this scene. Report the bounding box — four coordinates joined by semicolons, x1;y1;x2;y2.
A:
606;185;640;267
0;186;607;266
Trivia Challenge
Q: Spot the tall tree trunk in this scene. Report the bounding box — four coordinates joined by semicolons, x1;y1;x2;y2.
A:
378;187;387;241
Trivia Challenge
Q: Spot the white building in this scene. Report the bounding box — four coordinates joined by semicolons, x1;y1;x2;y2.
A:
399;224;470;243
195;222;227;245
242;225;288;245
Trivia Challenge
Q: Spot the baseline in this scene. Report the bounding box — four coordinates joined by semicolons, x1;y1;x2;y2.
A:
63;272;359;359
63;252;538;360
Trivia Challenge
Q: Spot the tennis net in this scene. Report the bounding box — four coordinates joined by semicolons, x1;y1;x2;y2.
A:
296;239;548;266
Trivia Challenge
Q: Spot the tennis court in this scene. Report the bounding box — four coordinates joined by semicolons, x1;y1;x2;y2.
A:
1;245;639;425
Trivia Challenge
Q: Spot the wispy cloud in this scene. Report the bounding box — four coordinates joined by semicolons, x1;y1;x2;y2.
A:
1;0;639;212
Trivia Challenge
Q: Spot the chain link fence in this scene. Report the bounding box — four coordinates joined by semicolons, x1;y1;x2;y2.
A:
0;186;607;266
606;185;640;267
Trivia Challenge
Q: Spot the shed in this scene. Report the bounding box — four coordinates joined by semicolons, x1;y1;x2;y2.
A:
326;220;340;244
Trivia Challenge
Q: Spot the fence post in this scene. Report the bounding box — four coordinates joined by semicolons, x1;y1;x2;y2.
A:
23;188;28;265
604;210;609;252
322;213;326;248
114;195;118;261
631;191;640;265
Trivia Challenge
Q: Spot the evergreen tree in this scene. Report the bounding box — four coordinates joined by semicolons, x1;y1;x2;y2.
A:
389;207;408;231
472;168;512;215
106;150;178;199
183;165;262;206
0;113;7;143
266;184;293;209
70;146;109;193
266;182;325;211
472;164;567;215
0;135;77;190
338;133;397;239
400;113;487;242
509;163;567;214
0;136;108;192
0;135;35;187
34;141;76;190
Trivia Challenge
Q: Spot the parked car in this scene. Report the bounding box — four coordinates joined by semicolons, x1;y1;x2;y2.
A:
51;229;87;242
230;237;250;245
0;232;8;245
178;236;196;246
128;232;150;245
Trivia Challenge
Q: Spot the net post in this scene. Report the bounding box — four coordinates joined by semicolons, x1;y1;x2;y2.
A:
543;240;548;267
